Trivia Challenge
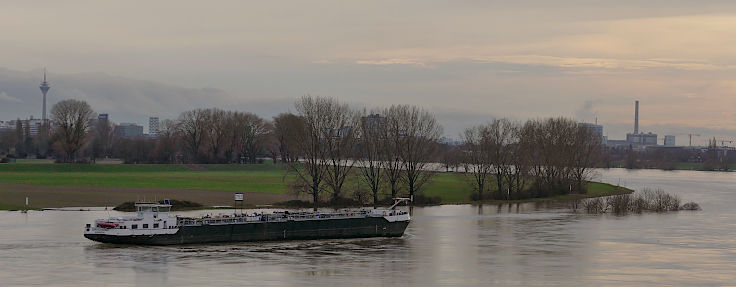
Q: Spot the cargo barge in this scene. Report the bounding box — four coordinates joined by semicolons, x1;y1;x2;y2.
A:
84;199;410;245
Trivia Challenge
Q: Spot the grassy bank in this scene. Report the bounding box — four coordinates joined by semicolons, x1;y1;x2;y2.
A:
0;163;630;209
0;164;289;194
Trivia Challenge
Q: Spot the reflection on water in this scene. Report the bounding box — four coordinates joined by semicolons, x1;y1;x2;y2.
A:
0;169;735;286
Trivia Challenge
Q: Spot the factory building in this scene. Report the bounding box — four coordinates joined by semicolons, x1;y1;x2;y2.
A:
664;135;676;147
625;100;657;146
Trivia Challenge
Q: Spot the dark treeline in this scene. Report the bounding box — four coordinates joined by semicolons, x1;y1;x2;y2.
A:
605;137;736;171
90;108;275;164
0;96;605;209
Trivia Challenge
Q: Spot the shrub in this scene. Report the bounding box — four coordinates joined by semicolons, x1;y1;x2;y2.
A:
681;202;701;211
583;197;606;213
568;199;582;213
607;194;631;214
578;188;692;215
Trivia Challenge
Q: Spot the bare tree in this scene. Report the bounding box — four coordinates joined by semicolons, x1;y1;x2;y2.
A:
204;109;230;163
238;112;270;164
505;122;532;198
486;119;517;200
461;124;494;199
321;99;357;203
273;113;303;163
90;118;114;162
524;117;578;196
388;105;442;201
34;122;51;158
0;130;16;155
569;124;602;192
383;109;404;198
153;119;179;163
177;109;208;162
290;96;331;210
357;111;387;208
50;99;95;162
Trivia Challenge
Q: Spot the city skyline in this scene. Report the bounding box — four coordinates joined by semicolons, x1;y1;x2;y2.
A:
0;67;733;145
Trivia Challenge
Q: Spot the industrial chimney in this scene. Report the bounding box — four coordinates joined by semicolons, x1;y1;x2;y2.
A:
634;100;639;134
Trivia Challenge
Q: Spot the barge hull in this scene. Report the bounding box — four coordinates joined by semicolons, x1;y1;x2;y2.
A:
84;217;409;245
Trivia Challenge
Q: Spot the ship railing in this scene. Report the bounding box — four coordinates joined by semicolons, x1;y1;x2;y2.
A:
177;215;265;226
176;210;382;226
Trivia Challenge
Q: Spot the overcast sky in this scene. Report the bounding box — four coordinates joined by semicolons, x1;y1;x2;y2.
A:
2;1;736;144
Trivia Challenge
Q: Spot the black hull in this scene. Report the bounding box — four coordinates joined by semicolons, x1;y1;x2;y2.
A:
85;217;409;245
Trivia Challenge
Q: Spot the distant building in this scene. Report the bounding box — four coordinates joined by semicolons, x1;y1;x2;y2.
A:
624;100;657;146
1;117;48;136
361;114;385;132
114;123;143;138
664;135;676;147
626;132;657;146
579;122;604;143
98;113;109;122
0;120;13;133
148;117;160;137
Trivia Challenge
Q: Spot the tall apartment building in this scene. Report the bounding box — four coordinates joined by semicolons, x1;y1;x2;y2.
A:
148;117;160;137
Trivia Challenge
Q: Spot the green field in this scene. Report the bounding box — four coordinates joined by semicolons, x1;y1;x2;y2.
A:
0;164;290;194
0;163;630;209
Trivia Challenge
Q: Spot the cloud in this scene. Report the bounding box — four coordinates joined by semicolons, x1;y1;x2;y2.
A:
0;92;22;103
475;55;727;71
355;58;426;66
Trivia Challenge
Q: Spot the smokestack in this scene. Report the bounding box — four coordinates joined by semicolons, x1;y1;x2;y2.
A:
634;100;639;134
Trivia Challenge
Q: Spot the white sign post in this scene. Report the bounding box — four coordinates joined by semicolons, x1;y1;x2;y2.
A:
234;193;244;201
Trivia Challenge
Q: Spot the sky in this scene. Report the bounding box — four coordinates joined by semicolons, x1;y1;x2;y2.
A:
1;0;736;145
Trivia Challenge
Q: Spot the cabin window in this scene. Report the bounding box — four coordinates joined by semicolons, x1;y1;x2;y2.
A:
153;223;159;228
143;224;149;228
131;224;138;229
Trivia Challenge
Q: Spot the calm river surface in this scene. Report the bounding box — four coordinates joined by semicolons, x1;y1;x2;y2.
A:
1;169;734;286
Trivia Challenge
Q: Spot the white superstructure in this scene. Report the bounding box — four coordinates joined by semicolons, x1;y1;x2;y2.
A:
84;202;179;237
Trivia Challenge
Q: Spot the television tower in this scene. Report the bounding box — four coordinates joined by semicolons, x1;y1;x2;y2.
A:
40;69;50;122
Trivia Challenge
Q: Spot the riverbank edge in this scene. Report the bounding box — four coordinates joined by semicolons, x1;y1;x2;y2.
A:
2;182;632;211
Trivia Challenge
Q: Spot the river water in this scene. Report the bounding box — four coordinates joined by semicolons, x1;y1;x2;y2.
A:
0;169;734;286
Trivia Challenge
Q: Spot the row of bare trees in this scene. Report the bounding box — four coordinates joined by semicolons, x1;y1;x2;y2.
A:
175;109;272;163
100;109;274;164
284;96;443;210
461;117;602;200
